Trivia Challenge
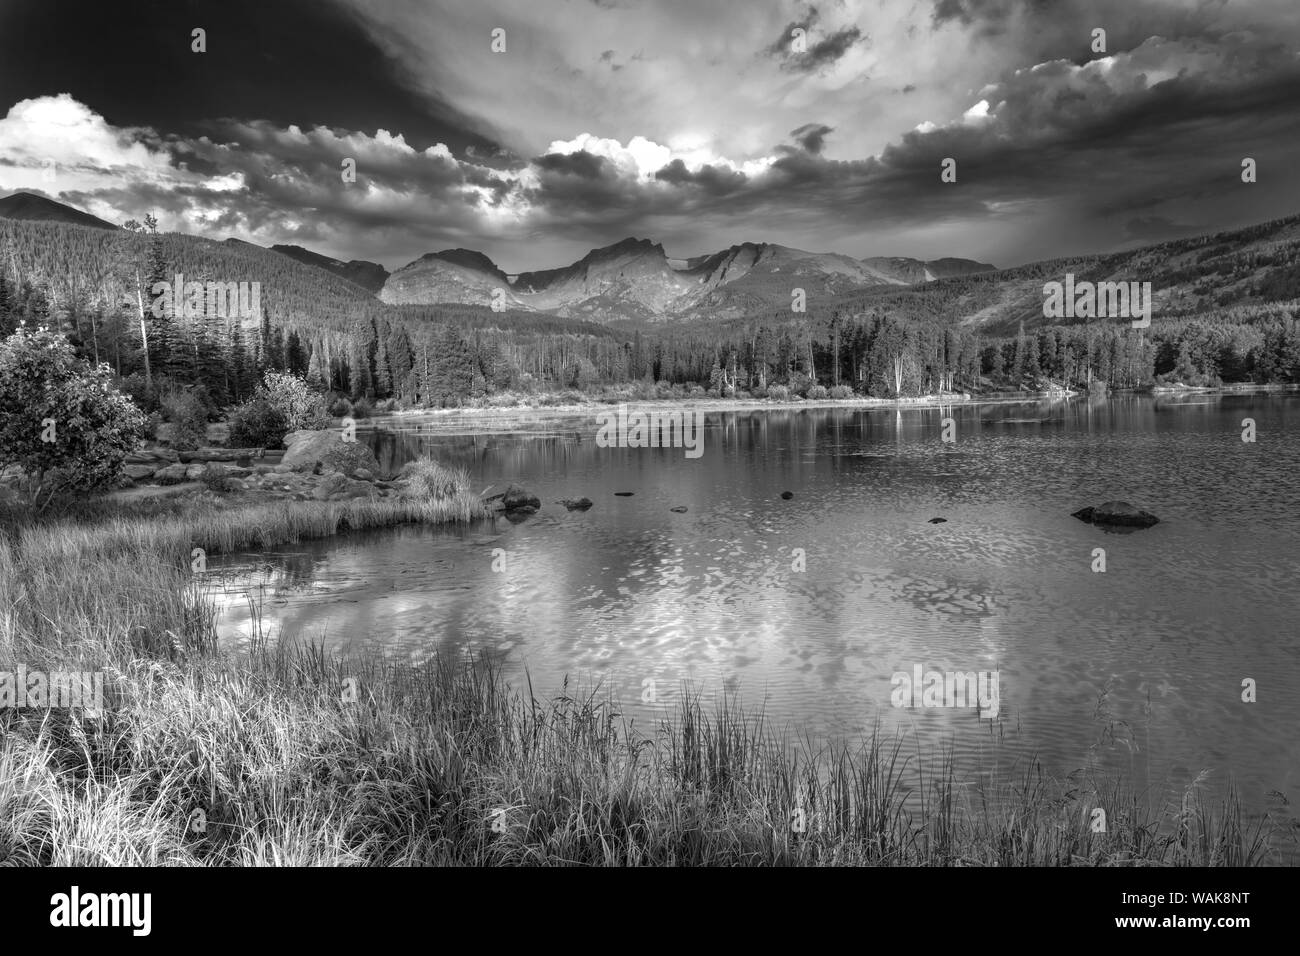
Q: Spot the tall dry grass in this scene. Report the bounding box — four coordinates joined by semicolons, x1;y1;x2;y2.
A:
0;469;1291;866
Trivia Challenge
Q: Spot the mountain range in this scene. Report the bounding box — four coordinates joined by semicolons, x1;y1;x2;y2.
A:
377;236;995;322
2;190;1298;336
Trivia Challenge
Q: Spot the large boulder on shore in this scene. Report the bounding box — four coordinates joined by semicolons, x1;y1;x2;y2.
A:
282;430;380;476
154;463;189;485
313;472;350;500
1072;501;1159;528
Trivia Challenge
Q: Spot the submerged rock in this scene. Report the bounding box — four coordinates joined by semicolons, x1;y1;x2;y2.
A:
500;485;541;512
614;491;634;497
1072;500;1159;528
559;497;594;511
928;517;947;524
780;491;794;500
670;506;688;513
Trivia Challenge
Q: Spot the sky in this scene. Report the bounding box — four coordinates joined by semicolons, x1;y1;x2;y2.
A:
1;0;1298;273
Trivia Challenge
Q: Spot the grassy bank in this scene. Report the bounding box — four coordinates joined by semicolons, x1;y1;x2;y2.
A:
0;646;1280;866
0;475;1287;866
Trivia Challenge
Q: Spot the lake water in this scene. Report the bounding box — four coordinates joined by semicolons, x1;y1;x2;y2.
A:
209;393;1300;846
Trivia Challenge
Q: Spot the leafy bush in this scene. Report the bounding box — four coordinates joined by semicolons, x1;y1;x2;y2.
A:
228;395;288;448
199;464;232;493
766;384;790;401
750;384;768;399
260;371;330;432
329;397;352;417
829;384;854;399
807;384;829;400
116;372;162;414
160;388;208;450
350;397;372;419
0;325;147;510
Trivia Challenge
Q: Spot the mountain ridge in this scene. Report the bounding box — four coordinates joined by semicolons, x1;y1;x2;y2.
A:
0;191;117;231
379;235;997;321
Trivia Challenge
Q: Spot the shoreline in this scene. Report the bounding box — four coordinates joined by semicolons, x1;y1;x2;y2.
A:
372;382;1298;426
379;391;1065;424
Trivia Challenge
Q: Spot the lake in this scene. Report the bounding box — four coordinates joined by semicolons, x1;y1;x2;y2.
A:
209;392;1300;843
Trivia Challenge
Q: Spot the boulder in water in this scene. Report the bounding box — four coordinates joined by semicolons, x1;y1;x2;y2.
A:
500;485;541;512
780;491;794;500
1072;501;1159;528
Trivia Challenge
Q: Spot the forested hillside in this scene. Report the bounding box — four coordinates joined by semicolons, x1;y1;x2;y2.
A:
3;204;1300;407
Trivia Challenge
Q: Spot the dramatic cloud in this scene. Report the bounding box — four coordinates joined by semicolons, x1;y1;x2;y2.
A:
2;1;1299;272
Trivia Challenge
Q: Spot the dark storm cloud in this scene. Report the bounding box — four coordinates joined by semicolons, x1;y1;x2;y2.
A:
533;150;608;179
789;123;835;155
653;160;748;193
765;7;821;56
772;26;867;73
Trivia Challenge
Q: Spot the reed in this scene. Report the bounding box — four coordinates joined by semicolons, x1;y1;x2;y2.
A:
0;477;1289;866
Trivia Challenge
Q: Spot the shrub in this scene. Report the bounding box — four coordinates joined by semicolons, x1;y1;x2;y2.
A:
373;398;400;414
788;372;813;397
160;388;208;450
260;372;330;432
807;384;829;400
228;395;288;448
329;397;353;417
116;372;162;413
750;384;768;399
766;384;790;401
829;384;854;399
199;464;232;493
350;397;372;419
0;324;147;511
